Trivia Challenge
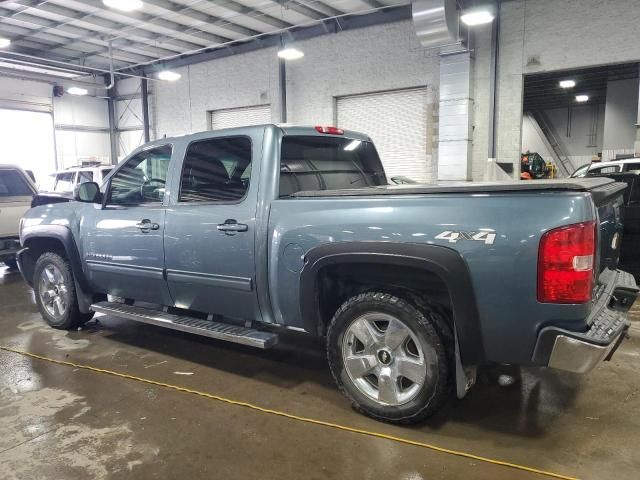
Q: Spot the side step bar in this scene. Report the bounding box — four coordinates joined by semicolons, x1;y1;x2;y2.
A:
90;301;279;349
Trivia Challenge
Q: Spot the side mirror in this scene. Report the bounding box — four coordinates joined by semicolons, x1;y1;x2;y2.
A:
74;182;101;203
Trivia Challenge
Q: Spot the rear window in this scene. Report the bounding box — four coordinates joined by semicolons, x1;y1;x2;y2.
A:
0;169;33;197
279;136;387;197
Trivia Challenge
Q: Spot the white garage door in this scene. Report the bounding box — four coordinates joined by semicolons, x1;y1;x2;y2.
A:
336;88;430;183
209;104;271;130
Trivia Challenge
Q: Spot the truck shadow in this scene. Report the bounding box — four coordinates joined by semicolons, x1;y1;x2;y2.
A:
85;315;582;439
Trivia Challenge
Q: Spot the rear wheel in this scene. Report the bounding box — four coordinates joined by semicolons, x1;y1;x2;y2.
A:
327;292;451;424
34;252;93;329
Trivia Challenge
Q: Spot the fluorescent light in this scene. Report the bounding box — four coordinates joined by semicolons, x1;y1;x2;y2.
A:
460;10;495;26
344;140;362;151
157;70;181;81
103;0;143;11
576;94;589;102
277;48;304;60
0;38;10;48
559;79;576;89
67;87;88;96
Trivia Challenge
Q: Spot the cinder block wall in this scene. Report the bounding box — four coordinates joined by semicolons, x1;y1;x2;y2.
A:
151;0;640;181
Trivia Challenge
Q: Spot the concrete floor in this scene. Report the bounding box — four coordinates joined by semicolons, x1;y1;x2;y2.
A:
1;267;639;480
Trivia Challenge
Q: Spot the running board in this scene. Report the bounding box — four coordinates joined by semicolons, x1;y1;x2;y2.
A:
90;301;279;349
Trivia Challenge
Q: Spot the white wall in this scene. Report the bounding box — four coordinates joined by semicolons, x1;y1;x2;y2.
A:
0;73;111;172
54;94;111;168
152;21;440;179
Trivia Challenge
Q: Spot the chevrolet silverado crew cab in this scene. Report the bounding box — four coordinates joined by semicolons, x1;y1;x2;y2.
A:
17;125;638;424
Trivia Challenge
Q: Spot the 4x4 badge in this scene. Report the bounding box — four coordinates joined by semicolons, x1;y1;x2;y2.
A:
435;230;497;245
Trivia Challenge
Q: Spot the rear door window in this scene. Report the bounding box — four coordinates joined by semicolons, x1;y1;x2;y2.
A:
0;169;33;197
279;136;387;197
622;162;640;173
178;136;252;203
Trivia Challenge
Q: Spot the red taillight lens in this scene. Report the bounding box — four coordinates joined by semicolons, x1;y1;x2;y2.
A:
537;221;596;304
315;125;344;135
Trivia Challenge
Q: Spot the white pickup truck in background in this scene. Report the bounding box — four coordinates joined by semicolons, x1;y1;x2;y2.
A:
0;165;36;269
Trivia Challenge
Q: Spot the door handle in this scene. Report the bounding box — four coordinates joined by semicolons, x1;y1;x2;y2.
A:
136;219;160;232
217;220;248;233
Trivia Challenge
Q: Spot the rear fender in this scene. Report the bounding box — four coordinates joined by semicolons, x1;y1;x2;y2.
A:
299;242;485;365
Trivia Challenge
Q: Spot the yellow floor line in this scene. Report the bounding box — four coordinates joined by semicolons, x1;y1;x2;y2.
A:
0;345;578;480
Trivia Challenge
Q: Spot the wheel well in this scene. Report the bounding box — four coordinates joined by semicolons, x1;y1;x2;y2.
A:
25;237;67;261
316;262;452;335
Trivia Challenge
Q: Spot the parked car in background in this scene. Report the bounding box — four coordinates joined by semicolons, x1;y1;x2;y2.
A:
570;158;640;178
17;125;638;424
43;164;113;195
0;165;36;269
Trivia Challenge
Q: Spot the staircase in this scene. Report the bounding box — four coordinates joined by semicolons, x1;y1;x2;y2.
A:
526;111;575;177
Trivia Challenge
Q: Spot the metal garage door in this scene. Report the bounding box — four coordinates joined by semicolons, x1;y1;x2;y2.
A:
336;88;430;183
209;104;271;130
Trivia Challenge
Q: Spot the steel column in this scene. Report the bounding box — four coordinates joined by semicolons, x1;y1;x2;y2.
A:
141;77;150;143
107;83;118;164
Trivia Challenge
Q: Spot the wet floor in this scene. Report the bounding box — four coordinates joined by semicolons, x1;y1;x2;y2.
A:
0;265;639;480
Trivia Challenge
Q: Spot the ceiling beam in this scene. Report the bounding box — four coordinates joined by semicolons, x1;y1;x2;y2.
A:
4;0;218;50
78;0;233;45
221;1;293;30
142;0;261;38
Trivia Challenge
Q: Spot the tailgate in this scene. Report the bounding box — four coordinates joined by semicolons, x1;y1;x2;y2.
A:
588;180;627;274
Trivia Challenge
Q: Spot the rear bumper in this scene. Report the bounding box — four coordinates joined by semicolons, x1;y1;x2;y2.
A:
533;269;638;374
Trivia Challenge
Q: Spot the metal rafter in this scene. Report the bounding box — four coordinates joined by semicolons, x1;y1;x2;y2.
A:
142;0;261;38
0;23;148;67
78;0;233;44
3;2;201;52
1;6;177;60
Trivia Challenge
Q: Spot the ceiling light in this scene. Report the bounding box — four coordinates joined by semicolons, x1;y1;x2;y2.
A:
103;0;143;12
67;87;88;96
460;10;495;26
0;38;10;48
157;70;181;81
576;94;589;102
277;47;304;61
559;79;576;89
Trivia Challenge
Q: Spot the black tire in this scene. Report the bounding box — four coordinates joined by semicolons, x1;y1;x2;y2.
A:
33;252;93;329
327;292;451;424
3;257;18;270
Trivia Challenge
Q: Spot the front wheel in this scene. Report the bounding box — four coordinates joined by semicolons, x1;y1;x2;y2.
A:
33;252;93;329
327;292;451;424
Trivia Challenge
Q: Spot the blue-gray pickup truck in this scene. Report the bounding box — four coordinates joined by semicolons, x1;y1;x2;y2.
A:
16;124;638;423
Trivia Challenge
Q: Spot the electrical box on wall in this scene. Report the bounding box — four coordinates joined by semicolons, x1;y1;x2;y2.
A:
53;85;64;97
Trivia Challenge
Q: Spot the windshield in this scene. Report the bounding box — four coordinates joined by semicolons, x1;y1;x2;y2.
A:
279;136;387;197
0;169;33;197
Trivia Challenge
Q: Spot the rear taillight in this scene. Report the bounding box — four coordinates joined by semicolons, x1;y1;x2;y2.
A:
537;221;596;304
315;125;344;135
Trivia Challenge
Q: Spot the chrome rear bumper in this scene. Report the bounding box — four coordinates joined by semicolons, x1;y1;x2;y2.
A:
533;269;638;374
